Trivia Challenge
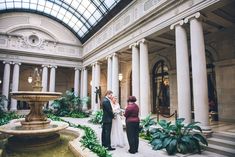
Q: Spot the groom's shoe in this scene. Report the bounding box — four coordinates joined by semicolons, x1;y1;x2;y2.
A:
108;147;116;151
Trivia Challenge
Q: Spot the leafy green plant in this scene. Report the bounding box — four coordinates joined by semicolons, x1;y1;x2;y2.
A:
149;118;208;155
0;112;23;126
51;90;90;117
89;110;103;124
139;114;157;141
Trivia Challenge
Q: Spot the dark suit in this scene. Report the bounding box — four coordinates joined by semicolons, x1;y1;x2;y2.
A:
101;97;114;148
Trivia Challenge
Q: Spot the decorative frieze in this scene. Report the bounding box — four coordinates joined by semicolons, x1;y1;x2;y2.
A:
144;0;161;11
0;34;82;58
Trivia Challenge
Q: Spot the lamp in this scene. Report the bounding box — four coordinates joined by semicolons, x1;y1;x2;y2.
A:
90;80;92;86
0;79;2;84
28;74;33;84
118;73;123;81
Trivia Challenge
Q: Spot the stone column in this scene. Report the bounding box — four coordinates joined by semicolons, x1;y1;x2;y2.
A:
49;65;57;107
2;61;11;111
91;64;96;110
138;39;150;117
10;62;21;111
82;68;88;111
130;43;140;104
74;67;80;96
112;53;119;97
94;62;101;111
80;69;83;98
107;56;112;90
185;12;211;131
42;65;49;92
170;20;191;124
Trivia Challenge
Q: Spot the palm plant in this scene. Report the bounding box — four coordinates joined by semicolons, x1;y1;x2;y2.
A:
150;118;208;155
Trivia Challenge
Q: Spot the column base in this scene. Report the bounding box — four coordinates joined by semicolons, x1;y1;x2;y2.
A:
10;108;17;112
201;126;213;138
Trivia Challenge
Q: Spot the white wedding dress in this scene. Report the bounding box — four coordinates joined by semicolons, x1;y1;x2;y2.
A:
111;103;126;147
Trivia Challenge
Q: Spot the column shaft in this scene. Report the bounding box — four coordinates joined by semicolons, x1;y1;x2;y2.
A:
107;56;112;90
175;24;191;124
112;54;119;97
189;17;210;130
42;65;48;92
74;68;80;96
94;63;101;111
11;63;21;111
139;40;150;117
82;68;88;111
131;43;140;104
80;70;83;98
2;61;11;111
91;64;95;110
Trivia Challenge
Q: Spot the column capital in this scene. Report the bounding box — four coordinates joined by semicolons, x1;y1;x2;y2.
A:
112;53;118;57
42;64;50;68
129;42;138;48
74;67;80;71
3;61;12;64
12;62;21;65
106;55;112;60
184;12;205;23
170;20;184;30
49;65;57;68
95;61;102;65
137;38;148;45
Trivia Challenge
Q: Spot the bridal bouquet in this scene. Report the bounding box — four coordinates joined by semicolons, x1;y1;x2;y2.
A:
113;108;125;119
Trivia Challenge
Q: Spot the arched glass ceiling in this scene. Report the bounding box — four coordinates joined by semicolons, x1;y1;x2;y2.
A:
0;0;132;43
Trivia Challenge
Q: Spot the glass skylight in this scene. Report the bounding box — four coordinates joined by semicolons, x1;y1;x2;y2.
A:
0;0;131;43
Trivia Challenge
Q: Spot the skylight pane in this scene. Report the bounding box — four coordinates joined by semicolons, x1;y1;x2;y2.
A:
76;21;83;29
14;2;21;8
22;2;30;9
0;2;6;10
30;0;38;4
103;0;115;8
81;26;88;34
65;11;73;20
63;16;70;24
77;4;85;13
88;16;96;25
37;5;44;12
83;10;91;19
73;25;79;32
38;0;46;6
70;16;78;24
30;3;37;10
80;0;90;9
77;31;84;37
71;0;79;9
68;20;75;28
87;3;96;14
93;10;102;20
63;0;73;5
6;2;14;9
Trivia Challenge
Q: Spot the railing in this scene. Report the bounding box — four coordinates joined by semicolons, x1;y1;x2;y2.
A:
156;108;177;122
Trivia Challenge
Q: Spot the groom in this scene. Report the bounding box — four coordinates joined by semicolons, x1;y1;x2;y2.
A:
101;90;115;151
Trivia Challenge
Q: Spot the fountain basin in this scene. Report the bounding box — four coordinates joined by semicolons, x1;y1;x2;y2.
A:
11;91;62;102
0;118;68;136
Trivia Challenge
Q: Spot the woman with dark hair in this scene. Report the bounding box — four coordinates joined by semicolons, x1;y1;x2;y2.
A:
124;96;140;154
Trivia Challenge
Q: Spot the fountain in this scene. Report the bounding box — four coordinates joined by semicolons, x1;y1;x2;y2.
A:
0;68;69;152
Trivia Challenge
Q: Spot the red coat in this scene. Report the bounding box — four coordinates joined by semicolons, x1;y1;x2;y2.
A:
124;103;140;123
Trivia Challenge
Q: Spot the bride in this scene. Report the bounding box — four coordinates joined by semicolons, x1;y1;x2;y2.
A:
110;96;126;147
